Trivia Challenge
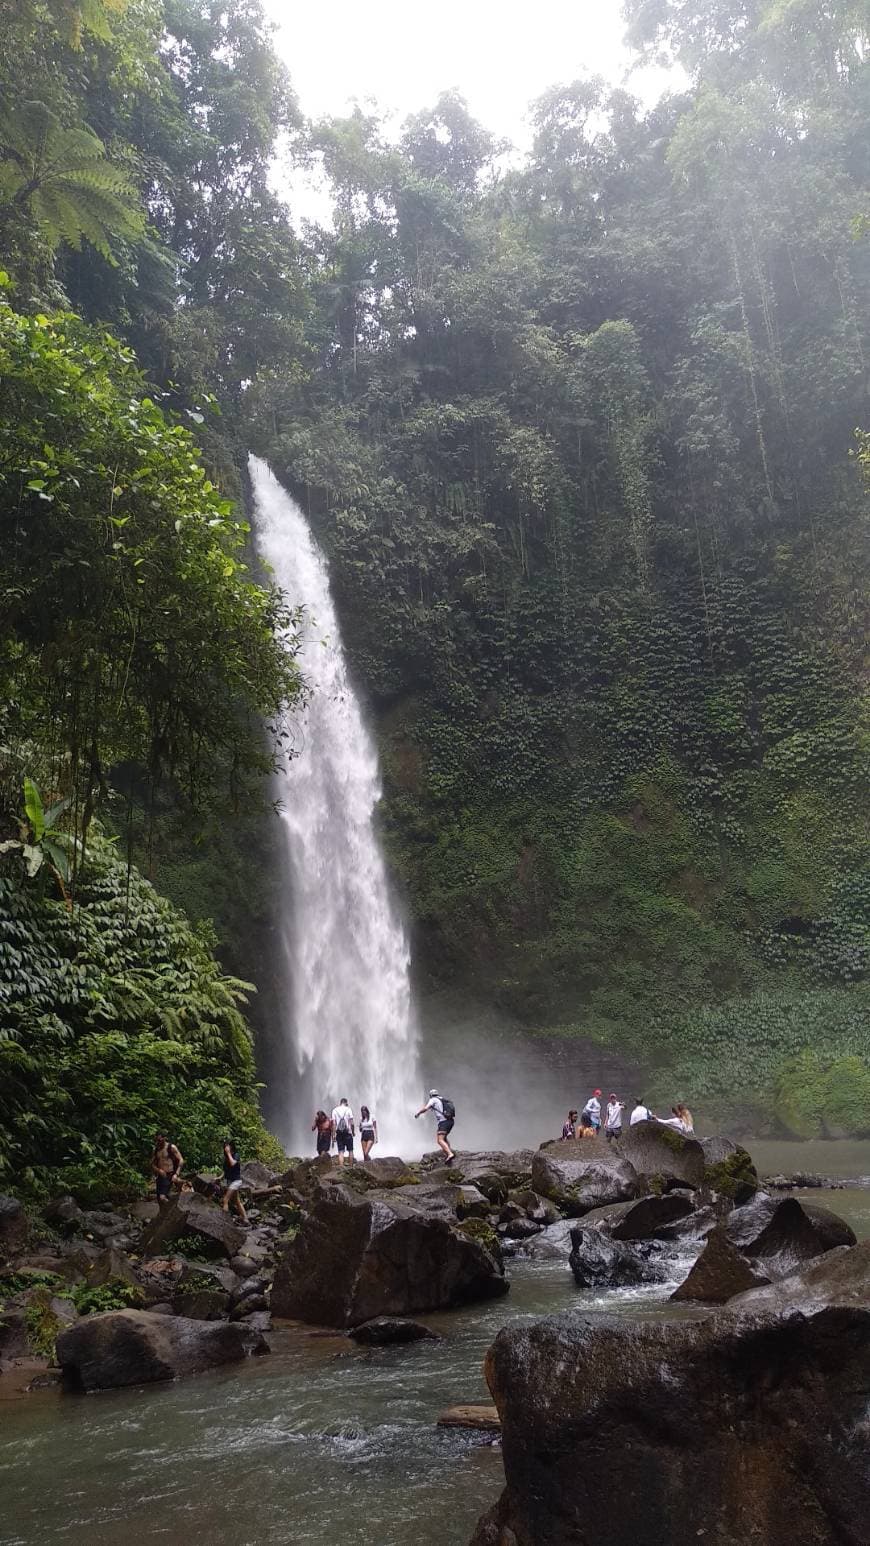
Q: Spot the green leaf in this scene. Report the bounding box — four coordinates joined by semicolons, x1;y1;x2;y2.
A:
23;778;45;842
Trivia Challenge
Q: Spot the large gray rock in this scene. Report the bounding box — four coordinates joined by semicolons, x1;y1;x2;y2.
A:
670;1226;771;1303
616;1120;706;1188
726;1238;870;1316
270;1184;507;1328
56;1309;267;1391
569;1227;668;1289
471;1247;870;1546
0;1196;27;1261
447;1152;536;1202
531;1146;638;1217
511;1220;576;1260
726;1194;855;1279
140;1192;246;1259
610;1193;695;1241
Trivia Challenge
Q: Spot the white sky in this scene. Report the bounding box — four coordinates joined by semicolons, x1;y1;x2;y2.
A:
262;0;679;223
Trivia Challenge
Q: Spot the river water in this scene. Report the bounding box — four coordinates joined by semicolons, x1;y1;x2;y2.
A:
2;1143;867;1546
0;1261;702;1546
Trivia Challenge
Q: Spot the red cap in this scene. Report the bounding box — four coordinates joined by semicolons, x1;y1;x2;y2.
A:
593;1088;601;1097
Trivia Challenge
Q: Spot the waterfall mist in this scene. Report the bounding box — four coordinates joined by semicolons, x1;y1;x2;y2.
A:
249;456;422;1156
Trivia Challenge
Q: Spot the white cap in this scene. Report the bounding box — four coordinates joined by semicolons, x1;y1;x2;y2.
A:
428;1088;439;1097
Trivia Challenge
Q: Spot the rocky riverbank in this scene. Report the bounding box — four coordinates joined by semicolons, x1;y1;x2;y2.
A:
1;1124;866;1433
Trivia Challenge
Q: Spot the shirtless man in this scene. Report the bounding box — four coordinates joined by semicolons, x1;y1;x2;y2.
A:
151;1133;184;1204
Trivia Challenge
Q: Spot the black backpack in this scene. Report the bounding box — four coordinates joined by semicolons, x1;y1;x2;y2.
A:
440;1097;455;1121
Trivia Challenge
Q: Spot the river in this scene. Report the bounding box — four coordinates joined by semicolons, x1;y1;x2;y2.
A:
2;1141;867;1546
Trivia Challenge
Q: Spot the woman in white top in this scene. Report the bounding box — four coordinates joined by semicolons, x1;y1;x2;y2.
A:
359;1105;378;1161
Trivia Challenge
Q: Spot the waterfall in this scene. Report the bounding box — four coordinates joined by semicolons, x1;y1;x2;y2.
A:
248;456;422;1156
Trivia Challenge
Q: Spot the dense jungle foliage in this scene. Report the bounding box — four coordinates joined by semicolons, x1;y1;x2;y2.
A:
1;0;868;1160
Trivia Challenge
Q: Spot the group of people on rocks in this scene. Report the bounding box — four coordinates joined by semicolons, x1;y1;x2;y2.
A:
312;1089;457;1165
151;1133;250;1224
562;1092;694;1142
312;1100;379;1165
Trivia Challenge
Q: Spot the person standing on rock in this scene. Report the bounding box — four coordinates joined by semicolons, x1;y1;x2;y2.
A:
151;1133;184;1205
604;1094;624;1142
222;1138;249;1225
581;1089;602;1133
331;1098;355;1166
359;1106;378;1161
312;1110;333;1157
415;1089;455;1165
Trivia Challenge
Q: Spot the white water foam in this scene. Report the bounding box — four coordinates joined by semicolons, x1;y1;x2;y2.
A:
249;456;422;1155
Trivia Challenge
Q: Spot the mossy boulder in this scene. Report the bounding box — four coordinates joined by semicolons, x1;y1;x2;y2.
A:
531;1148;638;1217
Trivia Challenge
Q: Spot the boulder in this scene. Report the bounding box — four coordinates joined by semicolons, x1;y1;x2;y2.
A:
569;1227;668;1289
140;1192;246;1259
0;1196;28;1261
229;1293;267;1320
56;1309;268;1391
471;1277;870;1546
362;1181;462;1223
173;1288;229;1321
698;1137;759;1202
670;1226;771;1303
610;1193;695;1241
726;1194;854;1278
348;1317;439;1345
454;1186;491;1219
530;1147;638;1217
508;1189;559;1225
727;1238;870;1316
86;1247;142;1294
77;1210;129;1243
616;1120;706;1188
270;1184;507;1328
448;1152;536;1200
43;1195;83;1229
510;1220;575;1260
240;1161;277;1189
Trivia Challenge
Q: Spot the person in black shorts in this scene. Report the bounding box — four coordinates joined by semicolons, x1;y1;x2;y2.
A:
312;1110;333;1156
331;1098;355;1166
414;1089;455;1165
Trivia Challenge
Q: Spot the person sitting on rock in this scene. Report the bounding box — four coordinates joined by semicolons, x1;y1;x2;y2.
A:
660;1103;695;1135
359;1105;378;1161
151;1133;184;1205
222;1138;249;1225
562;1109;578;1140
604;1094;624;1142
331;1098;355;1166
312;1110;333;1157
580;1089;602;1133
629;1099;652;1126
415;1088;455;1165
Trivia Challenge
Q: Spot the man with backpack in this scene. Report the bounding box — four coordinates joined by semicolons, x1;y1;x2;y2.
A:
331;1097;355;1166
415;1088;456;1165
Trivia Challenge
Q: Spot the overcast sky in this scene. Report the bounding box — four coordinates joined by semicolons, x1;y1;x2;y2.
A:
262;0;679;222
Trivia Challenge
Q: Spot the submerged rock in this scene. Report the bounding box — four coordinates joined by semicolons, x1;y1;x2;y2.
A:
56;1309;267;1391
270;1184;507;1328
471;1250;870;1546
531;1147;638;1217
348;1317;439;1345
670;1226;770;1303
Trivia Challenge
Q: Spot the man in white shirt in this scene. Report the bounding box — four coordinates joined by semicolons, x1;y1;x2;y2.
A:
414;1089;455;1165
331;1098;355;1166
604;1094;624;1142
629;1100;652;1126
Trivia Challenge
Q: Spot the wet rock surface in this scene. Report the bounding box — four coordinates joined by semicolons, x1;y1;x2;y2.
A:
569;1226;670;1288
530;1144;638;1216
348;1316;439;1345
140;1191;246;1259
670;1225;771;1303
271;1184;508;1327
56;1309;268;1391
471;1246;870;1546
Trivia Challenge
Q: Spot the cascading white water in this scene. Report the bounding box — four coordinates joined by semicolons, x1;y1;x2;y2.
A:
249;456;422;1155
